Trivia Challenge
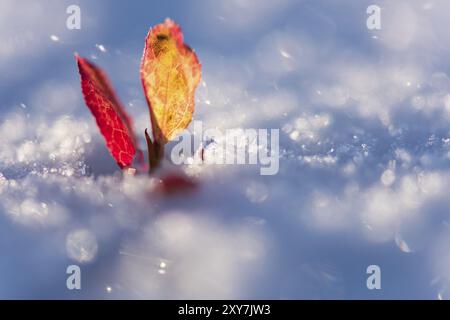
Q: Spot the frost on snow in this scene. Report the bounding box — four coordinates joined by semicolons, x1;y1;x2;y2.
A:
1;0;450;299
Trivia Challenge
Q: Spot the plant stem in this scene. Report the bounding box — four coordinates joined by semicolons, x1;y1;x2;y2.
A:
145;129;164;174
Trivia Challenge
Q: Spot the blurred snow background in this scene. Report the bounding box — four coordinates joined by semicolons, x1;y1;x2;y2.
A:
1;0;450;299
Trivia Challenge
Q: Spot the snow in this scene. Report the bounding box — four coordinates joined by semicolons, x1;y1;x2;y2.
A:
1;0;450;299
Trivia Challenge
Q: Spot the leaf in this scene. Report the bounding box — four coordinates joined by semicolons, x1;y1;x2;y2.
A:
154;172;198;195
140;18;202;145
76;55;139;169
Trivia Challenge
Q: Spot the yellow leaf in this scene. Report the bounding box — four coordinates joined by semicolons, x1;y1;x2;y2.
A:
140;18;202;145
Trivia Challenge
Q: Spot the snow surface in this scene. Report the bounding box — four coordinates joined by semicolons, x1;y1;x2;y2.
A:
1;0;450;299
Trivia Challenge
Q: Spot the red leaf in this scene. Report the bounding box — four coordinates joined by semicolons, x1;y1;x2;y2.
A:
154;173;198;195
76;55;139;169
